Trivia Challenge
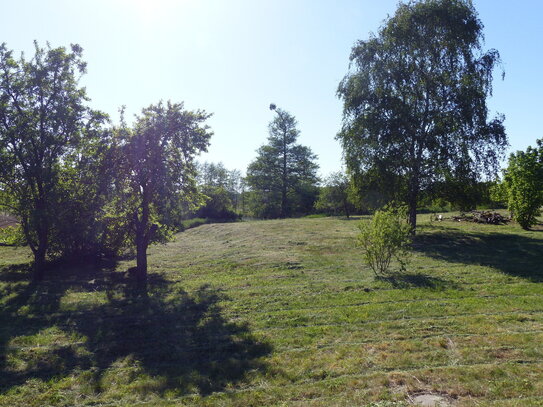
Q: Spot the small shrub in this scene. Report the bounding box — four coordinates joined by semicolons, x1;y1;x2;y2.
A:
357;204;412;276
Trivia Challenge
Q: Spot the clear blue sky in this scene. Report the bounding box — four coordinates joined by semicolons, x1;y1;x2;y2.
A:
1;0;541;177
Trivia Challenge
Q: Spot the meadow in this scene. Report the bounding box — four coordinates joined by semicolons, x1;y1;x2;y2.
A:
0;215;542;406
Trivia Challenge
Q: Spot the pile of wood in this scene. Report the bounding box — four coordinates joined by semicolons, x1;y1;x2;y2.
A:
451;211;509;225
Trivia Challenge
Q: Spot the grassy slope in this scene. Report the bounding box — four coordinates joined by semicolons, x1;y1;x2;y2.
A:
0;215;543;406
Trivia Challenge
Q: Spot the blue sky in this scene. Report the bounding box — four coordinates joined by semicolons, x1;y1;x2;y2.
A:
1;0;541;177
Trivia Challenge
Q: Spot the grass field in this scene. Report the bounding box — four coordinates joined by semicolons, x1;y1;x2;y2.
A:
1;215;543;406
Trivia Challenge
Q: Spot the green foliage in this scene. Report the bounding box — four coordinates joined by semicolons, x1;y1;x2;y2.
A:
113;101;213;278
196;162;242;220
490;181;508;206
0;41;107;276
0;225;26;246
357;205;412;276
180;217;210;230
197;186;240;220
502;140;543;229
48;121;119;260
337;0;507;229
420;180;504;212
246;107;319;218
315;171;356;217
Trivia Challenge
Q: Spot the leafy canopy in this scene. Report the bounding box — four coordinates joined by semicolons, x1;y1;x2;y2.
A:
113;101;212;280
337;0;507;229
315;171;356;217
0;41;107;276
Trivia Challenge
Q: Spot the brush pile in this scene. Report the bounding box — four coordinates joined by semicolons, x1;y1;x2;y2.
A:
451;211;509;225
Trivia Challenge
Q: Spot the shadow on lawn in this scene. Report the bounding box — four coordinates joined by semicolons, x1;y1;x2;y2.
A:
0;263;271;397
377;273;459;289
413;225;543;282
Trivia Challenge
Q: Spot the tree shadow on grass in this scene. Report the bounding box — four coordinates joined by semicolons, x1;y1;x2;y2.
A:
413;226;543;282
377;273;460;289
0;263;272;398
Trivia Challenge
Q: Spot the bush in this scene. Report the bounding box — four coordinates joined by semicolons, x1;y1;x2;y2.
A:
357;204;412;276
503;140;543;229
196;186;240;221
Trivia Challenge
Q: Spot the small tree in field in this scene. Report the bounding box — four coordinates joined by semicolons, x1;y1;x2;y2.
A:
502;140;543;229
246;106;319;218
115;101;212;284
357;205;412;276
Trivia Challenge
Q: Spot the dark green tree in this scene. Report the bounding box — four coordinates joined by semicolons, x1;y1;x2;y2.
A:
337;0;507;230
0;42;106;278
115;101;212;284
246;106;319;218
502;140;543;229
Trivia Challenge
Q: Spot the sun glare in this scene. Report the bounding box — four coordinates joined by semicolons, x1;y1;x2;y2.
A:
127;0;189;24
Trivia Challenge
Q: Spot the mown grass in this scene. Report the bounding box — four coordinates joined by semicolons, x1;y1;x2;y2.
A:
0;215;542;406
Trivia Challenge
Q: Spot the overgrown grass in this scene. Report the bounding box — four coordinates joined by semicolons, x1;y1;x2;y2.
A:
1;215;542;406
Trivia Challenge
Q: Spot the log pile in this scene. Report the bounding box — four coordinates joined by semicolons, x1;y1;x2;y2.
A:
451;211;509;225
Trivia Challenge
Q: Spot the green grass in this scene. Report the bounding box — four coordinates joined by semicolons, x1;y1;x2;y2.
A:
180;217;210;230
1;215;543;406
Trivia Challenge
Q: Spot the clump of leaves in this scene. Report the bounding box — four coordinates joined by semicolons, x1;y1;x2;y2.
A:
0;225;26;246
357;204;412;276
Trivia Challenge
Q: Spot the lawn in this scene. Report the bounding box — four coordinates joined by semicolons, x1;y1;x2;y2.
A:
0;215;542;406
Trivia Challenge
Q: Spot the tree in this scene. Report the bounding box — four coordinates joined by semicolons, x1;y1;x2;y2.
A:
315;171;355;217
47;119;116;260
0;42;106;278
337;0;507;231
197;161;229;189
502;140;543;229
115;101;212;284
246;106;319;218
195;162;242;220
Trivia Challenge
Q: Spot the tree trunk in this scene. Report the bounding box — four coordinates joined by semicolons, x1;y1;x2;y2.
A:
33;244;46;281
33;218;48;281
135;235;148;283
281;141;288;218
343;196;350;218
281;185;287;218
407;188;418;233
135;187;150;285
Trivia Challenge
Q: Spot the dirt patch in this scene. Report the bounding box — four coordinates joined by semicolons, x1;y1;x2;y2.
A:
410;393;452;406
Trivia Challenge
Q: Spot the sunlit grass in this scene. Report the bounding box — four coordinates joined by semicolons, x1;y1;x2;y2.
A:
0;215;542;406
